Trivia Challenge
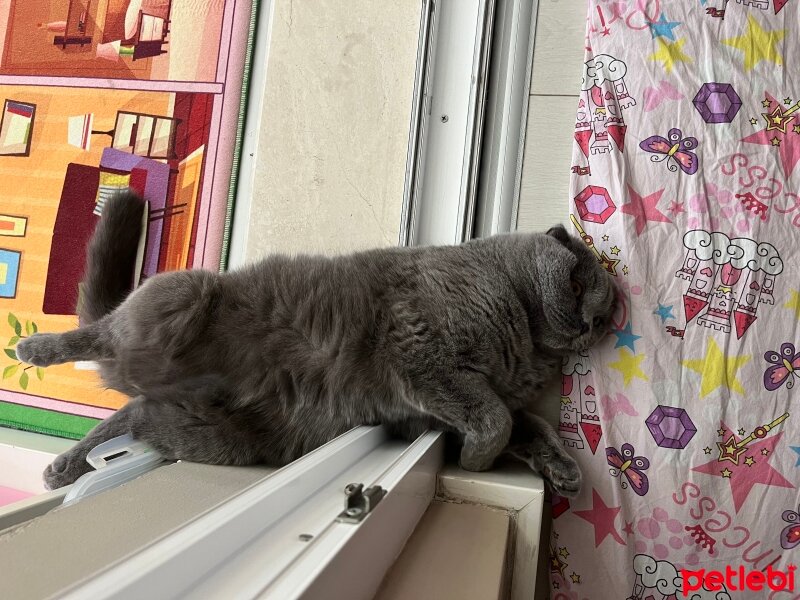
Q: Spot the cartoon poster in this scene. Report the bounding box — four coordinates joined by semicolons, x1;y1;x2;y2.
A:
0;0;254;438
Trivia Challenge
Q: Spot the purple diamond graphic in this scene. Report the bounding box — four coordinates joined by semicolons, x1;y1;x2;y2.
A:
693;83;742;124
646;405;697;449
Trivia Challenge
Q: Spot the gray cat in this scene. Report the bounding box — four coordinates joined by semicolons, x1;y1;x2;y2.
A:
18;192;616;497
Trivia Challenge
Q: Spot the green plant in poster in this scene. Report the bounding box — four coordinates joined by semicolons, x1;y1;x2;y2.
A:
3;313;45;390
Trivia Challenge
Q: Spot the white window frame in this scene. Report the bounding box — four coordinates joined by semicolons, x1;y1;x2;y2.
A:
226;0;277;270
229;0;539;253
474;0;539;238
405;0;494;247
0;428;72;530
58;427;444;600
404;0;539;246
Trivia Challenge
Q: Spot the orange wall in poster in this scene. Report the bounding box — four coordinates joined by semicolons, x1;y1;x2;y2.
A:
163;145;204;271
0;84;171;409
1;0;224;82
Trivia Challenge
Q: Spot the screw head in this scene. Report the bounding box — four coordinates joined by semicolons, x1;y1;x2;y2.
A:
440;115;449;123
346;507;363;517
299;533;313;542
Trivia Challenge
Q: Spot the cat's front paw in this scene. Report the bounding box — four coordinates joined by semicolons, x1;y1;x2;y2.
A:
541;453;582;498
17;334;61;367
43;449;93;490
459;445;497;472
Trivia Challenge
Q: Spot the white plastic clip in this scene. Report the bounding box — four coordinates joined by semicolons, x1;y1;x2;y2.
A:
62;434;165;506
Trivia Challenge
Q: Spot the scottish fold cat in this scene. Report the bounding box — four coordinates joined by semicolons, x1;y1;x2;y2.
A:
18;193;615;497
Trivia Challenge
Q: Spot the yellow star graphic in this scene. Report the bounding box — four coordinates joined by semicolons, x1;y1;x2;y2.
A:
785;289;800;319
795;124;800;134
738;428;746;435
785;98;793;105
609;348;648;387
750;117;759;125
704;447;712;454
745;456;756;467
762;448;770;456
599;251;620;275
722;15;786;71
771;136;782;146
718;436;747;465
611;246;621;256
721;468;732;478
763;106;797;133
682;338;751;398
550;555;566;576
559;547;570;559
570;572;581;584
648;38;692;73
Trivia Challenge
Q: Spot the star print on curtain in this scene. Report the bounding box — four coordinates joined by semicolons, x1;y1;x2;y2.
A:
550;2;800;598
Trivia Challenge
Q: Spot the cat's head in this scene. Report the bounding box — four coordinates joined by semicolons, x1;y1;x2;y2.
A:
530;225;618;353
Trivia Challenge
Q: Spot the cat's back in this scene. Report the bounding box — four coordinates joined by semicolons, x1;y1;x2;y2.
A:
210;239;540;419
213;249;422;367
214;242;515;363
222;249;408;317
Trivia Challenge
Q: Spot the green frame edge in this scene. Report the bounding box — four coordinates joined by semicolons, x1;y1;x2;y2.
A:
220;0;260;272
0;402;99;440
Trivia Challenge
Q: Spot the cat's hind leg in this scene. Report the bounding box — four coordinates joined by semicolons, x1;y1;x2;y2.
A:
17;320;112;367
44;397;148;490
505;410;582;498
129;378;267;467
44;378;268;490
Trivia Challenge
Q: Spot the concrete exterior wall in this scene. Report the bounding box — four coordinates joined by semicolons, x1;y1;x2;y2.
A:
244;0;423;258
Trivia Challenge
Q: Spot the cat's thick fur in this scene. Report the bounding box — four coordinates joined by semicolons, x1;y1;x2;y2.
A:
18;193;616;496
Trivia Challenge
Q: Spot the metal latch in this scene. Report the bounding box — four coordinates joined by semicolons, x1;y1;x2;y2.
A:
335;483;386;523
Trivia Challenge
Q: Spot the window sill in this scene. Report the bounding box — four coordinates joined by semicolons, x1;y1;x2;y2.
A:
436;461;546;600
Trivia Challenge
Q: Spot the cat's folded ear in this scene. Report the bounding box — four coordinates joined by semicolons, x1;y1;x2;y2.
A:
536;245;578;312
536;230;577;285
546;224;572;246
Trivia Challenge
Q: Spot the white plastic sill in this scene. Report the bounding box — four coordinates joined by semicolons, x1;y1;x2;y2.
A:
1;430;543;600
45;426;444;600
437;462;546;600
0;429;73;530
0;428;73;493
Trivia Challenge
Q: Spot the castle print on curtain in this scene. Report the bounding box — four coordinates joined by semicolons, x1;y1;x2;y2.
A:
552;1;800;598
0;0;255;438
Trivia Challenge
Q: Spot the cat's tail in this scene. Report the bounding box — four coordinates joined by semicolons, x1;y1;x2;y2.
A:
78;191;146;324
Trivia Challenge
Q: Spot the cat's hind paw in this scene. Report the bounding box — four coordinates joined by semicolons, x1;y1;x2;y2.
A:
43;449;93;490
17;334;63;367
